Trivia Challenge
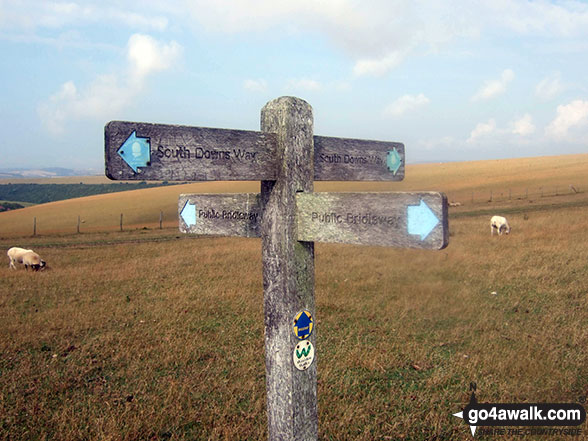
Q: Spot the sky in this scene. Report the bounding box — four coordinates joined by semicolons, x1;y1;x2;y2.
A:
1;0;588;171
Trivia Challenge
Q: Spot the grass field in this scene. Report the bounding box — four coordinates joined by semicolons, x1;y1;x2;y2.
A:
1;154;588;440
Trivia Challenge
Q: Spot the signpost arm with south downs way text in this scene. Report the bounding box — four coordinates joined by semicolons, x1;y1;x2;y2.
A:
105;96;448;441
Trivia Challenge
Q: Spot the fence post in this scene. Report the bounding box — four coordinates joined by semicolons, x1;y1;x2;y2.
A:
160;211;163;229
33;217;36;236
120;213;123;232
261;97;317;440
77;215;81;234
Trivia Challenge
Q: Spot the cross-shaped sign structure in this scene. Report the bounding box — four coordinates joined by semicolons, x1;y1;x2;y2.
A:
105;96;448;441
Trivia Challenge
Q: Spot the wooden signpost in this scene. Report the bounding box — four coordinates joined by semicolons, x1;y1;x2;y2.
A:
178;191;447;249
105;123;404;182
105;96;448;441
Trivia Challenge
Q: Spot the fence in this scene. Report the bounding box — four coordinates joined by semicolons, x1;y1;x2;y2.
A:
7;183;588;237
447;183;585;206
25;211;169;237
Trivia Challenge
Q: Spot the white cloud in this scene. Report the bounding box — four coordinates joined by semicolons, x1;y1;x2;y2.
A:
108;9;168;31
545;99;588;138
535;73;564;100
353;51;407;77
38;33;182;135
384;94;430;117
180;1;588;77
511;114;535;136
38;74;133;135
244;77;348;94
127;33;182;85
472;69;515;101
463;114;538;147
331;80;351;91
37;81;79;135
0;1;169;32
181;0;477;77
467;119;497;143
286;78;322;92
243;79;268;93
484;0;588;36
6;1;588;78
418;136;456;152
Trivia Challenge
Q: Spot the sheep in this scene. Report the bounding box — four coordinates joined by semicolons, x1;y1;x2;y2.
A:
490;216;511;236
7;247;47;271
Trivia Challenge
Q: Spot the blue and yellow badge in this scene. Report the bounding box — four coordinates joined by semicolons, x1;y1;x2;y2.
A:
293;310;313;340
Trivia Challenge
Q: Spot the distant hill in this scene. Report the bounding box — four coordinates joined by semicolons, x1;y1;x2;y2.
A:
0;182;180;205
1;153;588;237
0;167;99;179
0;202;25;212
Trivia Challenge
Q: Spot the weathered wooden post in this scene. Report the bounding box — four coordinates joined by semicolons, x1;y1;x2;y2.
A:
104;95;448;441
33;217;36;236
260;97;317;439
159;210;163;229
120;213;123;232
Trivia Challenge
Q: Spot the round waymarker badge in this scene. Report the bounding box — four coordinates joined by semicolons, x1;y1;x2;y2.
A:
292;310;314;340
293;340;315;371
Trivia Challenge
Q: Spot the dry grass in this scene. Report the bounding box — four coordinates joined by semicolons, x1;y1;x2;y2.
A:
0;182;261;236
0;236;267;440
314;205;588;439
1;155;588;440
2;153;588;238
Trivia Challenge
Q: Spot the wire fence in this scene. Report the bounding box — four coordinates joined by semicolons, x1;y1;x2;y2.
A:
447;183;585;207
23;211;169;237
6;183;588;237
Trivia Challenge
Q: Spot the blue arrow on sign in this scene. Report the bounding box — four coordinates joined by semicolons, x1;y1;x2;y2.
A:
117;131;151;173
180;201;197;227
386;148;402;175
407;200;439;240
294;310;313;339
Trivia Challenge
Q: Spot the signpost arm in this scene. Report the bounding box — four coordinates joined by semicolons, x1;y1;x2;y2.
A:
261;97;317;440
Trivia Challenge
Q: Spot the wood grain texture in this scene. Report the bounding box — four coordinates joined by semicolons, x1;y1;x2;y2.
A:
260;97;318;441
178;193;261;237
296;192;449;249
313;136;404;181
105;120;404;182
105;121;277;181
111;99;448;441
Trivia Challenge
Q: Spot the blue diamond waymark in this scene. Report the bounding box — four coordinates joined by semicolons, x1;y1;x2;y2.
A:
180;201;197;227
386;148;402;175
293;310;314;340
117;131;151;173
407;200;439;240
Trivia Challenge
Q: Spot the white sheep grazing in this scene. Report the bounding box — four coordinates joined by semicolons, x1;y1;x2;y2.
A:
490;215;511;236
7;247;47;271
